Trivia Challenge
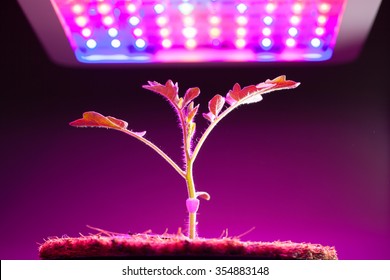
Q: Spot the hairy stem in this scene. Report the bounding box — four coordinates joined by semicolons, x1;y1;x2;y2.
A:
177;108;198;239
121;129;186;179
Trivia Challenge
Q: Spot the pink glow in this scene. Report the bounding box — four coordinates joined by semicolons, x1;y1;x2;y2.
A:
50;0;347;63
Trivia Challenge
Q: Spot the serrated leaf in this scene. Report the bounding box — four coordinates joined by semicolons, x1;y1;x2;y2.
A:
263;75;300;91
183;87;200;108
225;84;259;105
208;94;225;118
142;80;179;105
70;111;126;129
70;111;146;137
225;76;300;106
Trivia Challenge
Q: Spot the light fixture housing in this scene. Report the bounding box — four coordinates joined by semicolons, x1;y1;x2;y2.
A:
17;0;382;66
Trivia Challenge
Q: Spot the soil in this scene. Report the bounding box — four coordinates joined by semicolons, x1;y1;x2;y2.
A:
39;233;337;260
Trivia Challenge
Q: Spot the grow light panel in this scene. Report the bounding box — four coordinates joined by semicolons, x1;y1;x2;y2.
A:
17;0;382;65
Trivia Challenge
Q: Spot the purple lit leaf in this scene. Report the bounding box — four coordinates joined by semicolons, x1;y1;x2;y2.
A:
70;111;146;137
183;87;200;108
106;116;128;129
264;75;300;91
202;112;215;123
142;80;179;105
196;191;211;201
226;76;300;106
208;94;225;117
186;104;199;124
225;83;260;105
203;94;225;122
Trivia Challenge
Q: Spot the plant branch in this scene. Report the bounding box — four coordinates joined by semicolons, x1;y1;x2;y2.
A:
191;104;236;164
120;129;186;179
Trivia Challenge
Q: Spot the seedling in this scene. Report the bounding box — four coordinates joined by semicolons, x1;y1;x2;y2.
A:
70;75;300;239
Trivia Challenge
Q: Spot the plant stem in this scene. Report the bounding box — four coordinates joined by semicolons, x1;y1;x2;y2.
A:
177;108;198;239
121;129;186;179
186;160;197;239
185;161;196;198
188;212;196;239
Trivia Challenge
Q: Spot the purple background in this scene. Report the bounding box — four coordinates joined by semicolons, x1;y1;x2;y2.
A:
1;1;389;260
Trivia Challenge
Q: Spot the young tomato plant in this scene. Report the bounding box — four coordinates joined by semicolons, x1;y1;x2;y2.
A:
70;75;300;239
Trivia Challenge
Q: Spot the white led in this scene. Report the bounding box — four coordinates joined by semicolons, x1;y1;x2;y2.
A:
162;39;172;48
111;39;121;48
182;27;197;38
265;3;276;13
178;3;194;15
209;27;221;38
318;15;328;25
288;27;298;37
75;16;88;27
290;15;301;25
235;38;246;49
72;4;84;14
236;27;247;37
262;27;271;36
263;16;273;25
236;16;248;26
86;39;97;49
261;38;272;48
81;28;92;37
315;27;325;36
133;28;143;37
135;38;146;49
319;3;331;13
108;28;118;37
292;3;303;14
185;39;197;49
156;16;168;26
102;16;114;26
97;3;111;15
127;3;137;13
129;16;140;26
311;38;322;48
160;28;170;37
236;3;248;14
209;16;221;25
286;38;296;47
154;4;165;14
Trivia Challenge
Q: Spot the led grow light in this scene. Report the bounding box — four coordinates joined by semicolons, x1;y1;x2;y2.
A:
17;0;382;65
